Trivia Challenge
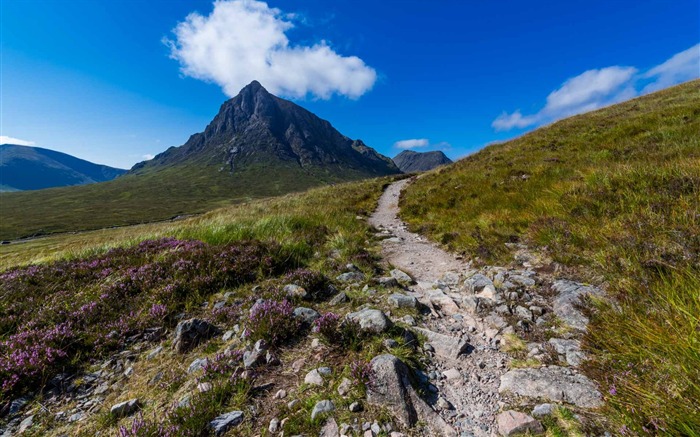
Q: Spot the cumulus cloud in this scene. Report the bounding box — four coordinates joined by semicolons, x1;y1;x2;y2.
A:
142;154;155;160
394;138;429;149
0;136;35;146
165;0;377;99
492;44;699;131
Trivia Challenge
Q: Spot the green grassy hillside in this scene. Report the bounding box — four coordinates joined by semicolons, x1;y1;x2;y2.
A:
401;80;700;434
0;160;384;240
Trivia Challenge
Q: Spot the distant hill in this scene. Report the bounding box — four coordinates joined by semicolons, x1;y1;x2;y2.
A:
0;81;399;239
393;150;452;173
0;144;126;191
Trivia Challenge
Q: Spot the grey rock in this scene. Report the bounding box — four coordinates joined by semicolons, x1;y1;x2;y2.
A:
311;400;335;420
320;418;340;436
188;357;209;373
390;269;414;285
304;369;325;386
367;354;456;436
318;366;332;376
172;318;220;354
338;377;353;396
427;289;461;315
293;307;321;325
387;293;418;309
378;276;400;287
437;397;454;410
551;280;603;331
146;346;163;360
329;292;349;305
209;411;243;435
243;339;268;368
515;305;533;321
509;274;536;287
18;415;34;433
383;338;399;349
284;284;308;299
402;315;416;326
441;272;461;287
346;309;393;333
497;410;543;436
531;403;554;417
222;330;235;341
499;366;603;408
413;327;470;359
337;272;364;283
287;399;300;409
269;417;280;433
464;274;497;299
110;399;140;418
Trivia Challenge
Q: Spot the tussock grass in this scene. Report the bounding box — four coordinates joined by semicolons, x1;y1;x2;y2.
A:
400;80;700;433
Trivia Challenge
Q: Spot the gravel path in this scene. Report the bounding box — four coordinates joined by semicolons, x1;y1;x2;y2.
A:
369;179;507;437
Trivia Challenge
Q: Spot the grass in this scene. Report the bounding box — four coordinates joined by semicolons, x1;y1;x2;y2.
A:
400;80;700;434
0;159;395;241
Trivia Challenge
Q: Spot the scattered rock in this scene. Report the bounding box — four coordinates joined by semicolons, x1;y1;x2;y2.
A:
284;284;308;299
499;366;603;408
551;280;603;331
18;415;34;433
442;368;461;381
387;293;418;309
346;309;393;333
497;410;544;436
209;411;244;435
172;318;220;354
378;276;400;287
320;418;340;436
110;399;140;418
293;307;321;325
188;357;208;373
305;369;325;386
509;274;536;287
273;389;287;399
531;403;554;417
337;272;364;283
243;339;268;368
349;401;363;412
338;377;353;396
311;399;335;420
465;274;497;299
390;269;414;285
413;327;470;359
437;397;454;410
222;330;235;342
427;290;461;315
269;417;280;433
329;292;349;305
146;346;163;360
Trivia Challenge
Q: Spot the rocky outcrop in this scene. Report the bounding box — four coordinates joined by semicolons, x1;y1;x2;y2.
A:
172;319;221;354
392;150;453;173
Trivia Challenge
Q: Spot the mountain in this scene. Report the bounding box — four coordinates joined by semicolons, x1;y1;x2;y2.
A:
392;150;453;173
0;81;399;240
131;80;397;177
0;144;126;191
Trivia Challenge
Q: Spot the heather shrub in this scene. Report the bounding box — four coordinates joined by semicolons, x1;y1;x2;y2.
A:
284;268;330;300
313;313;364;351
245;299;301;346
349;359;375;393
0;238;289;400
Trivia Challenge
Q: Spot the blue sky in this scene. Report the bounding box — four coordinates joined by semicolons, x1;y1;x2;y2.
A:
2;0;699;169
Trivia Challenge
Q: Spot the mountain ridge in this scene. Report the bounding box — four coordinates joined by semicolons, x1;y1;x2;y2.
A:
0;144;126;191
393;149;453;173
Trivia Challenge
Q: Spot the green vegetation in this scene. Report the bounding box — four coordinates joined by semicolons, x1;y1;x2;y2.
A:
401;80;700;433
0;160;390;241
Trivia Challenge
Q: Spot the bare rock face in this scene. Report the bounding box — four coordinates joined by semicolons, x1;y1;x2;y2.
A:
497;410;544;436
499;366;603;408
367;354;456;436
173;318;221;354
392;150;453;173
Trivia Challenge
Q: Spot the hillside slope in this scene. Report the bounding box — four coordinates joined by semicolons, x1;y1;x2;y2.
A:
401;80;700;433
393;150;452;173
0;82;399;240
0;144;126;191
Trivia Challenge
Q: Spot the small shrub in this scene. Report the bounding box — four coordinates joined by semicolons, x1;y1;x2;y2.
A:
245;299;301;345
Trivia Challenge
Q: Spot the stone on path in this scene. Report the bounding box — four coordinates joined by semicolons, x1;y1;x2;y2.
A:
413;327;470;360
499;366;602;408
426;290;461;315
497;410;544;436
390;269;414;285
387;293;418;309
367;354;456;436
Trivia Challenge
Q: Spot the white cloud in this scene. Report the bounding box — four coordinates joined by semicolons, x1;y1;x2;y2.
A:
0;136;35;146
394;138;429;149
492;44;699;131
142;154;155;160
165;0;377;99
643;43;700;93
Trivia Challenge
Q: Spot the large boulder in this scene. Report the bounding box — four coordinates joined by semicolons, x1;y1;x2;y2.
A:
387;293;418;309
110;399;140;418
499;366;603;408
311;400;335;420
412;327;470;360
346;309;393;334
172;318;221;354
497;410;544;436
367;354;456;436
390;269;414;286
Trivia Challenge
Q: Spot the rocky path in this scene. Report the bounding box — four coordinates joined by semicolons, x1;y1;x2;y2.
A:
370;179;507;437
369;179;605;437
